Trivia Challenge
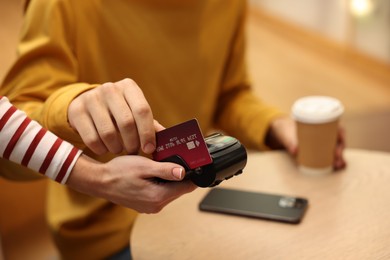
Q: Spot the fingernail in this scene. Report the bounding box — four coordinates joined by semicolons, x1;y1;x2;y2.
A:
172;168;183;180
143;143;155;154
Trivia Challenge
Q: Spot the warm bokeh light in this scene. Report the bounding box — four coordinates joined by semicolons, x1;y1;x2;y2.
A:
349;0;374;17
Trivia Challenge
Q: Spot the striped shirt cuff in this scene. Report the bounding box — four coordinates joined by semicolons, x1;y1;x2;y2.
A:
0;96;82;184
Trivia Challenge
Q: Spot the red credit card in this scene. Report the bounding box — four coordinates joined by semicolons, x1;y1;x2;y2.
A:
153;119;212;169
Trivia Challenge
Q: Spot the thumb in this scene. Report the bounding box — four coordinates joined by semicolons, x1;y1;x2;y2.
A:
153;162;186;182
286;140;298;156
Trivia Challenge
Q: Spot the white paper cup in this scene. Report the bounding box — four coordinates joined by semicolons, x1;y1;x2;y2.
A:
292;96;344;175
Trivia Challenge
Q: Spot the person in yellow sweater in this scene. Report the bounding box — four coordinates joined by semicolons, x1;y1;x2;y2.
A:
0;0;346;259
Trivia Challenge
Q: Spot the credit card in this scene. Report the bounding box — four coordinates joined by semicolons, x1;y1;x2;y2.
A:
153;119;212;169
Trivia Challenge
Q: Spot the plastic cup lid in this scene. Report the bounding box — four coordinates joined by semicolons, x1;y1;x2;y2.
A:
292;96;344;124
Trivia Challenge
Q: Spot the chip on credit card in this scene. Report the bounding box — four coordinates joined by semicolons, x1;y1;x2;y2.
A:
152;119;212;169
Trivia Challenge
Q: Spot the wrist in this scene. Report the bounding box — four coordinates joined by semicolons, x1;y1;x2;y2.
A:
66;155;106;198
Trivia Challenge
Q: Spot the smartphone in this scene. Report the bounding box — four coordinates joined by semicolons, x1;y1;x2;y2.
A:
199;188;308;224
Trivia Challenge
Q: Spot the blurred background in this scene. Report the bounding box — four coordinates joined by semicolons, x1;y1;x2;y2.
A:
248;0;390;152
250;0;390;63
0;0;389;259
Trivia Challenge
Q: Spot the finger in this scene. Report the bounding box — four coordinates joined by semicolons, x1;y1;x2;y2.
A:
87;90;123;154
164;180;197;194
334;151;346;170
334;127;347;170
120;79;156;154
73;113;108;155
154;120;165;132
334;144;346;170
156;180;197;205
140;181;196;214
338;127;346;148
104;82;141;154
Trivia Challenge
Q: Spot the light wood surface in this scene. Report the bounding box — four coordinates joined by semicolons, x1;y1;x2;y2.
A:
131;149;390;259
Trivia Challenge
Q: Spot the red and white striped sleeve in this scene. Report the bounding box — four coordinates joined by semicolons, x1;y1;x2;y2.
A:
0;96;82;184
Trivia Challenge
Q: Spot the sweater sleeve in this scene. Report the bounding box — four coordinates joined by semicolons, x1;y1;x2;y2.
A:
215;3;286;150
0;96;82;184
0;0;96;147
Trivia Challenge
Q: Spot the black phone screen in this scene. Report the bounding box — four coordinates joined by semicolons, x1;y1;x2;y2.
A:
199;188;308;224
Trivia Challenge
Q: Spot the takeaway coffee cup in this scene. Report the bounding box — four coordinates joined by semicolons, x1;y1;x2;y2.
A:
292;96;344;175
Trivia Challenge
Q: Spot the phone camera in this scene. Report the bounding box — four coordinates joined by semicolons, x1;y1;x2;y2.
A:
278;197;297;208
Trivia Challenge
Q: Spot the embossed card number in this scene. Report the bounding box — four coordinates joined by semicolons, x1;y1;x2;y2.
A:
152;119;212;169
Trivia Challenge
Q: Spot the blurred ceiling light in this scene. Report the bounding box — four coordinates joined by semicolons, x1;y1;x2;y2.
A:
349;0;375;17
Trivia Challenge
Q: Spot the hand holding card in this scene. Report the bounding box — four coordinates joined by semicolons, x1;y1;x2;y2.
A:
153;119;248;187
